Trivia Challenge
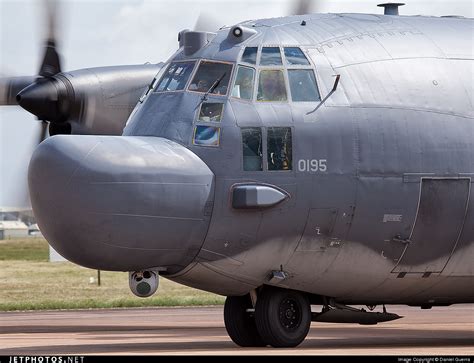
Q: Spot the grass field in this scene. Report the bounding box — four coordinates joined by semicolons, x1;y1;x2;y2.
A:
0;238;224;311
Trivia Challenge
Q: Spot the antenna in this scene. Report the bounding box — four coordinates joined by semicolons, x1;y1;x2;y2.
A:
377;3;405;16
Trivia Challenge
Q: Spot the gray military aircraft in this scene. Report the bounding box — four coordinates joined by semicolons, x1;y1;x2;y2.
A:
1;1;473;348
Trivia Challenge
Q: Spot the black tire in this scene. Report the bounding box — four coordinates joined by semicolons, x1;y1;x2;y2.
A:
224;294;266;347
255;287;311;348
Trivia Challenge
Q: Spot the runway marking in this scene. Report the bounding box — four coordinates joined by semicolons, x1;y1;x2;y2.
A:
1;305;473;355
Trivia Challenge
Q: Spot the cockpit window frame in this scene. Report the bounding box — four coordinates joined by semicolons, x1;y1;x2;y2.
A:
187;59;235;98
282;47;311;67
259;46;284;67
234;45;321;104
192;124;222;148
266;126;293;172
156;46;319;106
239;126;295;173
195;102;225;123
282;46;321;103
241;127;263;171
256;68;290;103
154;60;198;94
287;69;321;103
231;65;257;102
240;46;258;65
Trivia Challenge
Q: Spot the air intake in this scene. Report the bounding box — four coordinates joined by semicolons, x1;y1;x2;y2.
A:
179;30;216;56
377;3;405;16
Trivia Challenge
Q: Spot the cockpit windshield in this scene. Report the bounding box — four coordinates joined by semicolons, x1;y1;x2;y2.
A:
155;61;195;92
189;61;233;96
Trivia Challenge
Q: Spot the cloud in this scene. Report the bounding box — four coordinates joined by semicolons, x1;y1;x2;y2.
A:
96;0;290;65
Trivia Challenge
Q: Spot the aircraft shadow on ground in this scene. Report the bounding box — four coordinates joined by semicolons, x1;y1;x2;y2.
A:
1;326;473;354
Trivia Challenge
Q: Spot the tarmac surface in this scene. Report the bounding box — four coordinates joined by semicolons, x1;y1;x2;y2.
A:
0;305;473;355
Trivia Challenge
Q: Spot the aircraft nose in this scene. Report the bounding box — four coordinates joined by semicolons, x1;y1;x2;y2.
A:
28;135;215;273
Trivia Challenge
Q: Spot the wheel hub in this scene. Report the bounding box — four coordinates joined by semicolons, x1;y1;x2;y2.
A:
279;297;302;331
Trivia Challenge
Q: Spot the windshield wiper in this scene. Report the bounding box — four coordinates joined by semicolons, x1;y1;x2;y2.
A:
201;72;227;103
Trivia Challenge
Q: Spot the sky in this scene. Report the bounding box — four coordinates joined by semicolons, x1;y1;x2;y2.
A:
0;0;472;208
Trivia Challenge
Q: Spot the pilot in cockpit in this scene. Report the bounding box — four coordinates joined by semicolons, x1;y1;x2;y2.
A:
189;79;210;92
258;71;287;102
189;61;232;95
233;73;254;100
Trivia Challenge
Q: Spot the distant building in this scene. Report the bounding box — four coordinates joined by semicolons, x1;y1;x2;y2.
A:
28;223;43;237
0;220;29;239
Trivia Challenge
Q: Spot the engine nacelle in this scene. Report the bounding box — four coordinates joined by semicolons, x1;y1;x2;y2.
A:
12;63;163;137
129;270;159;298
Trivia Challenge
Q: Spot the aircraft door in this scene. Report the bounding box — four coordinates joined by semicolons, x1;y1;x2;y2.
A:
392;178;470;274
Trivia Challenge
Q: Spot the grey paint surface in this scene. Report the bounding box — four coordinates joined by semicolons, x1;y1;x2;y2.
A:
1;64;162;136
29;13;473;306
29;135;214;273
60;64;163;135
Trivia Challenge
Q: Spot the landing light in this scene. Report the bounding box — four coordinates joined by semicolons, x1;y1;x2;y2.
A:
233;27;243;37
227;25;257;44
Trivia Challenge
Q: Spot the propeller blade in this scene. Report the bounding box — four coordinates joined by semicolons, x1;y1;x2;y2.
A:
44;0;57;42
291;0;321;15
293;0;312;15
193;12;222;32
0;76;36;105
39;40;62;77
10;0;67;129
39;0;62;77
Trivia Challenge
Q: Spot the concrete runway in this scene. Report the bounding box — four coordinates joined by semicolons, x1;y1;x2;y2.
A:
0;305;473;355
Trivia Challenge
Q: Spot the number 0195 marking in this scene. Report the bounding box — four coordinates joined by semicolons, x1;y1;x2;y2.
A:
298;159;327;172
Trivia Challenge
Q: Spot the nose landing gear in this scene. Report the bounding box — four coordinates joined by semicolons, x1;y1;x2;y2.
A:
224;295;266;347
224;287;312;348
255;287;311;348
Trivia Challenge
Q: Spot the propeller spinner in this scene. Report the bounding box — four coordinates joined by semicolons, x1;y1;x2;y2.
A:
1;0;72;142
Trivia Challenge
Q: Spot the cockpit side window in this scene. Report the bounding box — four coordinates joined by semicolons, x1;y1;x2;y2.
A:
288;70;321;102
198;103;224;122
188;61;233;95
241;47;258;65
260;47;283;66
232;66;255;100
193;125;220;147
155;61;195;92
257;70;287;102
267;127;292;171
241;128;263;171
284;47;310;66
